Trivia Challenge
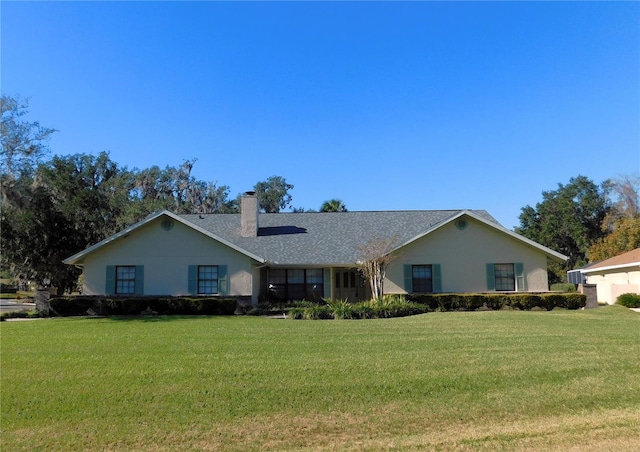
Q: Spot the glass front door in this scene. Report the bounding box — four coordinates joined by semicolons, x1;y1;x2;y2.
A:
334;269;368;302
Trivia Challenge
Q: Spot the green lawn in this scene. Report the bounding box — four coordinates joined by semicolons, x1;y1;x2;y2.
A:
1;306;639;451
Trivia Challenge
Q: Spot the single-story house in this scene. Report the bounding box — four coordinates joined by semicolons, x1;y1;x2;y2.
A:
577;248;640;305
64;192;567;304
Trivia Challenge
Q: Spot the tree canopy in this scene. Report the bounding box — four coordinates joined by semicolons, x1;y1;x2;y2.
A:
1;95;56;179
516;175;610;283
253;175;294;213
588;216;640;262
320;199;348;212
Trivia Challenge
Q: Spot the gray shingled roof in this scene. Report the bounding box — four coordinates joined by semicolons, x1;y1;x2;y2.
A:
179;210;500;266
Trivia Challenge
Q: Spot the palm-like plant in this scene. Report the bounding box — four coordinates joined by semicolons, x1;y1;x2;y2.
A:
320;198;347;212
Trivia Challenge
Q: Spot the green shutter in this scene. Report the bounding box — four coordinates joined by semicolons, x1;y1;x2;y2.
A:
404;265;412;293
486;263;495;291
323;268;332;300
515;262;526;292
106;266;115;295
433;264;442;293
135;265;144;295
188;265;198;295
218;265;228;295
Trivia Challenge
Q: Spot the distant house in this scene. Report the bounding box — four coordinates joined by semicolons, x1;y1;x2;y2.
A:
578;248;640;305
64;192;567;304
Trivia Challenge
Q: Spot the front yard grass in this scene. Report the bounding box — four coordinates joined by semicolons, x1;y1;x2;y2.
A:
1;306;639;450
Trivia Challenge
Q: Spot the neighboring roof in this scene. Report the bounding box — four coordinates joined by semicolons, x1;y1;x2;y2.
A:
582;248;640;274
64;208;568;267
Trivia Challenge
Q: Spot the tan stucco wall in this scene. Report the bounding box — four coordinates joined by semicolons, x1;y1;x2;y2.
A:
586;269;640;304
384;217;551;294
80;217;256;298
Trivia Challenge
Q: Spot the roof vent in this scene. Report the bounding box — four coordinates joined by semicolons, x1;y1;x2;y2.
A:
455;218;468;230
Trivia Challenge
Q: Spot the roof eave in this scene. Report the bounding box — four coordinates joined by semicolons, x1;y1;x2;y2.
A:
582;262;640;274
393;210;568;262
63;210;267;265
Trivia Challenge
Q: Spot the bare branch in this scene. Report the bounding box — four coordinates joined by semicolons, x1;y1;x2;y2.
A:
356;236;400;300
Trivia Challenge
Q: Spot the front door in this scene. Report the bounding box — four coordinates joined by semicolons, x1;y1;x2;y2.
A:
334;269;368;302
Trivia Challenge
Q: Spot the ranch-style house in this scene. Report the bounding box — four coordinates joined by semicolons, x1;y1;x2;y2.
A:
64;192;567;303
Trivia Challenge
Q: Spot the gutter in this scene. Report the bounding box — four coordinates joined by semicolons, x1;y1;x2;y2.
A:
581;262;640;274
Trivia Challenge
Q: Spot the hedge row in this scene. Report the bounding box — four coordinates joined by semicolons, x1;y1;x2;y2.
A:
42;292;587;318
288;296;428;320
406;292;586;311
48;296;238;316
0;310;47;321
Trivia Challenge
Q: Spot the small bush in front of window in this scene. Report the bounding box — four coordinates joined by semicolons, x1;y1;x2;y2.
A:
539;293;566;311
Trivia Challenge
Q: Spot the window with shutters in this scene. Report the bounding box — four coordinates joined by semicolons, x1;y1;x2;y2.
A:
412;265;433;293
494;263;515;291
198;265;219;294
115;266;136;294
404;264;441;293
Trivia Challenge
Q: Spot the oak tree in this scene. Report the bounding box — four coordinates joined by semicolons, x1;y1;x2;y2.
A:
254;175;293;213
516;175;609;282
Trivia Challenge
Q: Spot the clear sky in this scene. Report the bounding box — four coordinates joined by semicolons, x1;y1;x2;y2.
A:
2;1;639;229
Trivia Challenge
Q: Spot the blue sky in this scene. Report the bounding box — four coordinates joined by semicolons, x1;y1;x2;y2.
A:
2;1;639;229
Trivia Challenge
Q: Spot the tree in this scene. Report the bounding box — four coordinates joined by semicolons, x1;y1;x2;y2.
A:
588;216;640;261
1;152;131;293
1;96;242;292
587;173;639;262
602;173;640;222
320;199;348;212
1;184;82;292
1;95;56;205
356;237;399;300
253;176;293;213
130;160;237;215
516;175;610;282
0;95;56;176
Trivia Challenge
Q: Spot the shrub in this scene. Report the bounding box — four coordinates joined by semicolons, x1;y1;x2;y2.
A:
483;294;505;310
616;293;640;308
351;303;375;319
289;296;427;320
0;310;47;321
302;304;333;320
539;293;566;311
551;283;576;292
50;297;96;316
102;298;148;315
47;296;239;317
0;283;18;294
560;293;587;310
406;293;585;311
326;299;354;319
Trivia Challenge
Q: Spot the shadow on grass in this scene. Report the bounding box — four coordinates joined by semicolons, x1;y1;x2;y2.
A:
104;314;235;322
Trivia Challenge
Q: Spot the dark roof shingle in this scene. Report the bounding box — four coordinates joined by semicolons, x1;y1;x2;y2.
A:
179;210;499;265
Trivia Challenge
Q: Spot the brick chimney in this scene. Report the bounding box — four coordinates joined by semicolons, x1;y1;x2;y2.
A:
241;191;259;237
